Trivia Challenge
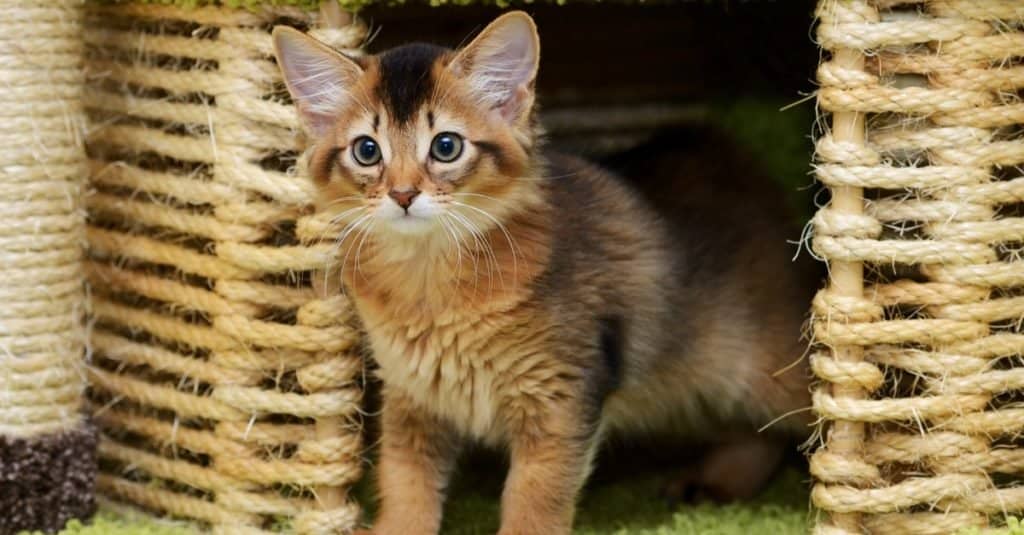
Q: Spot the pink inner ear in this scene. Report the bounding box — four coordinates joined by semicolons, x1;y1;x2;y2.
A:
499;85;532;122
488;26;535;86
460;18;538;119
295;101;335;136
275;30;361;137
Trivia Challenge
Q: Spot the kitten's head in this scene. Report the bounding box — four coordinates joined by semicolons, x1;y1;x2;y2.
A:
273;12;541;238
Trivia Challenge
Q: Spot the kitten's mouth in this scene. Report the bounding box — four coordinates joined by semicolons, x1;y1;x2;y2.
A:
386;212;435;234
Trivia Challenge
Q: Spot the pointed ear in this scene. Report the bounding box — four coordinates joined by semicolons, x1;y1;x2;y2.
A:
450;11;540;123
272;26;363;137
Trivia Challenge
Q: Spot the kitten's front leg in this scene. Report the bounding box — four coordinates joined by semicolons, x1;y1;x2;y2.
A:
367;389;460;535
497;399;601;535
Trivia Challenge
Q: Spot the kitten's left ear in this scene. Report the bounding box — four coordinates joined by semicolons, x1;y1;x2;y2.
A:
273;26;364;137
450;11;540;123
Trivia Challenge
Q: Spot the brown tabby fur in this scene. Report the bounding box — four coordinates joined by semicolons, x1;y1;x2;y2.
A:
274;12;813;535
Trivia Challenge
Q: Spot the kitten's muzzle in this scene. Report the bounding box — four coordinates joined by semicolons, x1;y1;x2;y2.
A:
389;188;420;211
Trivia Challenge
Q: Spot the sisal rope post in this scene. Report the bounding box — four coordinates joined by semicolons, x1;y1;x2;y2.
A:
822;45;868;533
0;1;98;532
810;3;877;532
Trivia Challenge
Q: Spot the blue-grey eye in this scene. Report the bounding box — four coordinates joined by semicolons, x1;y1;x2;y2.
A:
352;136;381;166
430;132;464;163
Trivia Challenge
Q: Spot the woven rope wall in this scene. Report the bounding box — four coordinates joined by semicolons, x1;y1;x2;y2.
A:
810;1;1024;533
0;1;99;532
82;3;367;533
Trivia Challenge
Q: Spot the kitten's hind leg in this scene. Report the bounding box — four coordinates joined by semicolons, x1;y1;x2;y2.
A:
662;433;786;505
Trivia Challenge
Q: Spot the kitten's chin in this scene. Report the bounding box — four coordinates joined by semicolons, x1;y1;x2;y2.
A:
382;214;437;236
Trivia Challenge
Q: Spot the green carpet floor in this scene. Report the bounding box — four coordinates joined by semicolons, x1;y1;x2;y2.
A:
34;470;1024;534
440;467;810;535
33;468;810;535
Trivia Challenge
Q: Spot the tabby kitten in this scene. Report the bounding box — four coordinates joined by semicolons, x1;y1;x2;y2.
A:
274;12;811;535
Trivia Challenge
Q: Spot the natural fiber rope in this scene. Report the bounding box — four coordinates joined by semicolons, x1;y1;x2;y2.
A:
0;1;88;439
83;2;367;533
810;1;1024;533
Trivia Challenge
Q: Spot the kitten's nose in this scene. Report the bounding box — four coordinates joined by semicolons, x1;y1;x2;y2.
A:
388;188;420;210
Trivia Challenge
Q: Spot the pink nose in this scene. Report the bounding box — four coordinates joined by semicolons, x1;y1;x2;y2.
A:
389;189;419;210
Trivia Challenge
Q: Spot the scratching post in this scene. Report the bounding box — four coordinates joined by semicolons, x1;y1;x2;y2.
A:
0;2;96;528
81;3;367;533
0;1;97;533
811;1;1024;533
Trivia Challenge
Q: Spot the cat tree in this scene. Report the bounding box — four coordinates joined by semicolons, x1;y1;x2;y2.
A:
6;0;1024;533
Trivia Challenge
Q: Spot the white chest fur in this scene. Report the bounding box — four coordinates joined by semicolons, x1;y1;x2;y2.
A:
363;308;509;441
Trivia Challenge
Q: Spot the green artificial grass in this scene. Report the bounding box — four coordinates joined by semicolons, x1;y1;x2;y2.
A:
19;514;195;535
958;519;1024;535
31;468;810;535
438;467;810;535
32;470;1024;535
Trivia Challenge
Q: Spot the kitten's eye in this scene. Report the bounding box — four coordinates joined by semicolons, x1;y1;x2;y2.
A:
352;136;381;166
430;132;464;163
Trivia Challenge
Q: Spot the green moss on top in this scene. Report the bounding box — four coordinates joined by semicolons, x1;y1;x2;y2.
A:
95;0;321;9
92;0;608;11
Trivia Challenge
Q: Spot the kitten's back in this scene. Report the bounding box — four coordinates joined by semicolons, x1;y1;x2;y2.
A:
553;127;818;436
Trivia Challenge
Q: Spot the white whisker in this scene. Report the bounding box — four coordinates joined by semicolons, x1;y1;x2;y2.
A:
445;213;481;292
451;201;520;287
353;218;376;284
334;212;373;285
448;207;500;295
438;216;465;308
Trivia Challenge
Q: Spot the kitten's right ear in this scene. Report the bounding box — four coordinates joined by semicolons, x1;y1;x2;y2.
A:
450;11;539;124
272;26;363;137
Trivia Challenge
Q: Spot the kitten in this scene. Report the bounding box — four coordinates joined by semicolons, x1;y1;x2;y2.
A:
273;12;812;535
